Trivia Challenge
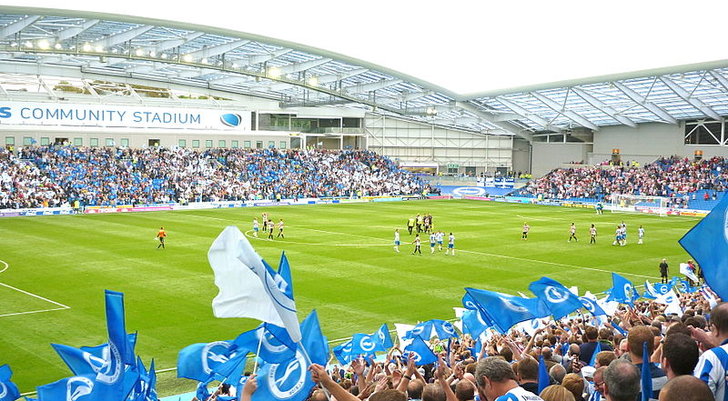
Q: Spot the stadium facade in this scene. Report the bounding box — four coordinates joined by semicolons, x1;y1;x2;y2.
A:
2;6;728;176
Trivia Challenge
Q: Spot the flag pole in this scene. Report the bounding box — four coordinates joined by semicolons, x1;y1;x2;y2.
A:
252;333;264;374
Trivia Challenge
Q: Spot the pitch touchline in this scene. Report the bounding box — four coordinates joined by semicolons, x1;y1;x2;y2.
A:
458;249;654;279
244;230;390;247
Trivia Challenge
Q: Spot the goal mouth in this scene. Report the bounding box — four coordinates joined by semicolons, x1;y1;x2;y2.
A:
609;194;671;216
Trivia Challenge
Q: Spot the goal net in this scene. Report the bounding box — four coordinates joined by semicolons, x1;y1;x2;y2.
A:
609;194;670;216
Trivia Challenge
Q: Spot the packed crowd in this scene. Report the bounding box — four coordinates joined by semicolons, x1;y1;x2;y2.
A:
229;290;721;401
518;156;728;203
0;146;431;209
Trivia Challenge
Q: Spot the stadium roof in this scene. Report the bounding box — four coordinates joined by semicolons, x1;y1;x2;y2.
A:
2;4;728;139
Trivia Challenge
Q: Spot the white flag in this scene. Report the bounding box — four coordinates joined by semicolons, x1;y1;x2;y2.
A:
654;290;683;316
208;226;301;342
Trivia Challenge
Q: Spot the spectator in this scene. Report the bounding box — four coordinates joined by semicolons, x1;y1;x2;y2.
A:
661;333;699;379
540;385;576;401
475;357;544;401
627;326;667;398
602;360;640;401
693;302;728;401
658;375;713;401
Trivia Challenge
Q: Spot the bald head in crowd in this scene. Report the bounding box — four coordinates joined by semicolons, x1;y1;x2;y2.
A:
455;379;476;401
658;376;713;401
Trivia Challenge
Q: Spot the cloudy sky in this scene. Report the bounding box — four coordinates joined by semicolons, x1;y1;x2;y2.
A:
3;0;728;95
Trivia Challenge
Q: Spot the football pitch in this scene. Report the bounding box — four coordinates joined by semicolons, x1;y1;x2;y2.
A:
0;199;701;395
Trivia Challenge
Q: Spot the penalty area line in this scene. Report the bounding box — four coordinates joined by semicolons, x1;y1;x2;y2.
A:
0;281;71;309
0;306;70;318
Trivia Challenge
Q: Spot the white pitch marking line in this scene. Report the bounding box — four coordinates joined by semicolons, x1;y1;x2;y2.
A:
0;259;8;274
0;307;70;318
0;282;71;309
243;230;390;247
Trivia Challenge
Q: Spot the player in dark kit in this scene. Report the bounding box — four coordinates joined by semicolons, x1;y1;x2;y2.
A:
659;258;669;283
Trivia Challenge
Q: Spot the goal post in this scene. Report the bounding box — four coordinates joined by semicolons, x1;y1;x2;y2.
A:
609;194;670;216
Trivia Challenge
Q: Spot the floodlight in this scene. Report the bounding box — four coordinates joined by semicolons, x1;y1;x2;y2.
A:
94;45;104;53
135;48;144;57
82;43;92;52
268;67;282;79
37;39;50;50
183;54;193;62
54;43;62;50
24;41;33;48
307;76;319;86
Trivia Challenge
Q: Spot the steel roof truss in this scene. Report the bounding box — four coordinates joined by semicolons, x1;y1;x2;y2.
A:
530;91;598;131
611;81;678;124
571;87;636;127
0;15;41;39
659;75;721;120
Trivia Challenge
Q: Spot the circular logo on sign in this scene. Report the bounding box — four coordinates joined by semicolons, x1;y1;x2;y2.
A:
545;286;569;303
442;322;456;335
452;187;487;197
411;326;424;336
659;285;669;295
268;349;307;399
464;300;477;309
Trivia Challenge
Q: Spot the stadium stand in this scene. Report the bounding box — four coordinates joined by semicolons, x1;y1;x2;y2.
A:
0;146;431;209
516;156;728;209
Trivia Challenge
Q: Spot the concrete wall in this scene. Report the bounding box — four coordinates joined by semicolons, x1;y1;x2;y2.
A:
512;138;531;174
532;142;592;176
591;122;728;164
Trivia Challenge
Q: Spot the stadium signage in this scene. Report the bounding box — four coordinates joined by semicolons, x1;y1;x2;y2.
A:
0;101;251;130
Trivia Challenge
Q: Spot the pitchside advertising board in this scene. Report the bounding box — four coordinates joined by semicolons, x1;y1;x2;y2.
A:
0;101;252;131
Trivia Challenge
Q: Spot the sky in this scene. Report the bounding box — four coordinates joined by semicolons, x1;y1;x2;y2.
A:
3;0;728;95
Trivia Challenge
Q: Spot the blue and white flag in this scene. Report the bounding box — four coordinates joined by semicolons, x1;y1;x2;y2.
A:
643;281;658;299
606;273;639;305
177;341;236;382
233;324;296;364
80;333;138;361
676;280;698;294
679;195;728;300
0;365;20;401
679;263;700;284
373;324;393;350
105;290;136;365
38;374;100;401
578;297;607;317
276;252;294;300
653;282;672;295
332;341;353;365
209;226;301;342
464;288;548;333
129;357;149;401
461;309;489;338
654;290;683;316
403;337;438;366
252;310;325;401
640;342;652;401
529;277;584;320
405;320;458;341
350;334;379;358
211;352;247;386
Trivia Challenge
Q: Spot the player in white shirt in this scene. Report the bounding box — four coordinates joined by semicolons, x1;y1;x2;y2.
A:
445;233;455;255
252;218;259;237
429;233;437;254
436;231;444;251
638;225;645;244
568;223;578;242
589;224;597;244
393;229;401;253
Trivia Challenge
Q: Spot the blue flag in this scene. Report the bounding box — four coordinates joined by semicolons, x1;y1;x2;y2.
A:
129;357;149;401
105;290;136;365
373;324;393;350
464;288;548;333
679;195;728;300
195;380;212;401
643;281;658;300
233;324;296;364
461;309;489;338
606;273;638;305
676;280;698;294
403;337;438;366
350;334;379;358
147;359;157;401
299;310;329;366
538;355;549;394
653;282;672;295
212;352;248;386
38;374;100;401
462;293;478;310
276;252;294;300
578;297;607;317
0;365;20;401
529;277;584;320
589;341;602;367
332;341;353;365
406;320;459;340
641;342;652;401
177;341;236;382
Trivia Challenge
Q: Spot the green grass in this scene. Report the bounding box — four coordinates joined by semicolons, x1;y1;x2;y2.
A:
0;199;699;395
